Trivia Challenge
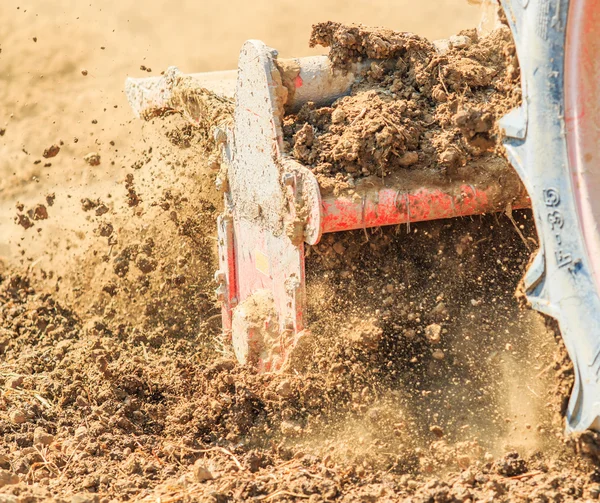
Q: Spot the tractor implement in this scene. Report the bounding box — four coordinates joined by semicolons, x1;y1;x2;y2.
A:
126;0;600;433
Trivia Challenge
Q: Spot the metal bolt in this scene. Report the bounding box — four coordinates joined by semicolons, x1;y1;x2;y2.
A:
215;175;228;193
215;285;226;302
285;276;301;293
281;173;295;186
214;270;226;284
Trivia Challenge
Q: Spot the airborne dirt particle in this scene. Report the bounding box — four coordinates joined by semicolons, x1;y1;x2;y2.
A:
125;173;141;207
83;152;101;166
15;213;33;229
32;204;48;220
431;348;445;360
42;144;60;158
81;197;99;211
425;323;442;343
9;409;27;424
96;221;113;237
95;203;109;216
430;425;444;438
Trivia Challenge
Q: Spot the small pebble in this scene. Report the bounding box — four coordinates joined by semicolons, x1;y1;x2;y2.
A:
275;379;293;398
449;34;472;49
398;151;419;167
430;425;444;438
33;427;54;446
432;349;445;360
331;108;346;124
192;460;214;482
9;409;26;424
332;242;346;255
5;376;23;389
425;323;442;344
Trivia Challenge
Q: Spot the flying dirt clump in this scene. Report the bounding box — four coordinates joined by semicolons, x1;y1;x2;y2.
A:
124;173;141;207
309;21;433;68
13;202;50;230
31;204;48;220
284;23;521;192
42;144;60;159
83;152;101;166
80;197;109;216
57;104;233;347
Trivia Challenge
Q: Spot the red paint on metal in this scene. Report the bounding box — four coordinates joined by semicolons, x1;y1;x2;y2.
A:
294;75;303;88
565;0;600;293
225;218;307;371
222;183;530;371
218;217;237;334
321;186;530;234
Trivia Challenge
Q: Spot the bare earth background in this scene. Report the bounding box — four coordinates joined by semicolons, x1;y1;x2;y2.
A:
5;3;597;503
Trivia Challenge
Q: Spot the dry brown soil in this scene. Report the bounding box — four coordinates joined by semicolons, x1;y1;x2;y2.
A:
2;1;600;502
284;23;522;199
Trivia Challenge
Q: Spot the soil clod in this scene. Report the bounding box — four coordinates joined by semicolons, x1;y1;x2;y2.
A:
83;152;101;166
